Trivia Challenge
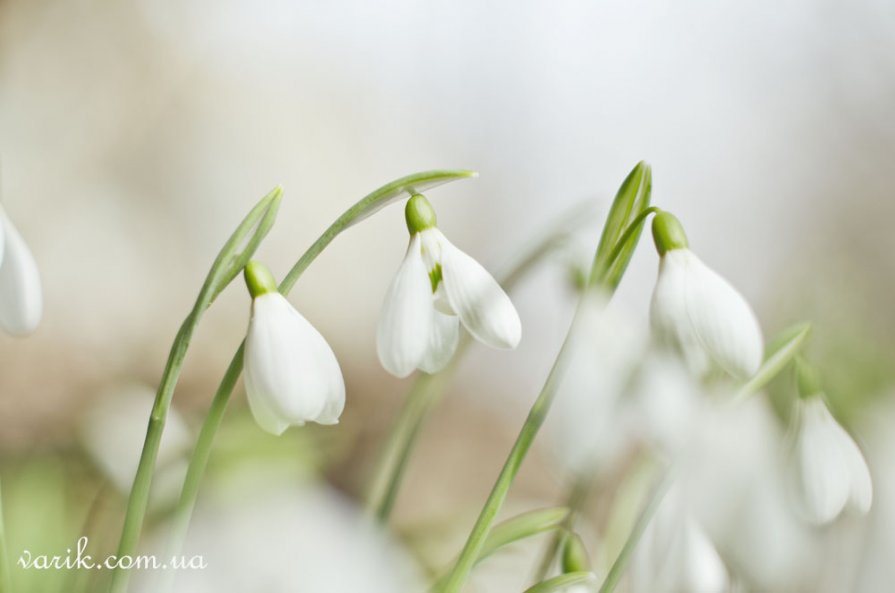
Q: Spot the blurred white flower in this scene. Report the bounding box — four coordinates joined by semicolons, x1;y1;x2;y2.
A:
679;395;812;590
140;474;423;593
0;206;42;335
244;291;345;435
631;484;729;593
377;194;520;377
792;396;872;524
649;212;763;381
79;384;191;501
548;294;646;474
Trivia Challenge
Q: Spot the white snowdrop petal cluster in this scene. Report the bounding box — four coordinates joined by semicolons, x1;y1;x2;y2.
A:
0;207;42;335
793;397;872;524
650;248;763;380
79;384;191;497
631;485;729;593
244;292;345;434
377;226;520;378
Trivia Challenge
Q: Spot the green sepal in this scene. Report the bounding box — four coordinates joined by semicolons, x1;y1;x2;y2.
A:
795;356;824;399
244;261;279;298
561;533;591;573
651;211;689;255
406;193;438;233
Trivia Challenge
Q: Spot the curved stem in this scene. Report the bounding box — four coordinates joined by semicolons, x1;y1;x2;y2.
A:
598;473;671;593
161;171;475;588
109;188;282;593
439;175;653;592
438;309;581;593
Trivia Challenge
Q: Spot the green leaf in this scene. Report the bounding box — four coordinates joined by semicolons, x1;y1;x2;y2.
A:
736;322;813;399
203;185;283;306
590;162;653;289
523;572;598;593
280;169;476;293
478;507;571;562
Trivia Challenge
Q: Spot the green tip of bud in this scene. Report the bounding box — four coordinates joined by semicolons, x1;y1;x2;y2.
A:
795;356;824;399
561;533;591;574
651;211;689;255
244;261;279;298
405;193;438;234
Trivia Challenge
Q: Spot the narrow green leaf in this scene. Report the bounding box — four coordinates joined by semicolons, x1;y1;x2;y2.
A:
736;322;812;399
280;169;476;293
524;572;598;593
591;161;652;284
478;507;571;562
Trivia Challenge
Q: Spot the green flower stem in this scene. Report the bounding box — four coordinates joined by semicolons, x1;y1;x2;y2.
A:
438;166;653;593
161;171;476;587
597;472;671;593
437;329;575;593
366;200;599;522
110;187;282;593
0;479;11;593
524;572;597;593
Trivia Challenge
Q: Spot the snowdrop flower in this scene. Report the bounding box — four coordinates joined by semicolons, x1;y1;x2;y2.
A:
791;366;872;524
376;193;521;378
649;211;763;380
80;384;191;503
0;205;42;335
243;261;345;435
137;474;424;593
631;484;729;593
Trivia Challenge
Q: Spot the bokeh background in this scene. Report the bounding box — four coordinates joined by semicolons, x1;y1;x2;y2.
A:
0;1;893;591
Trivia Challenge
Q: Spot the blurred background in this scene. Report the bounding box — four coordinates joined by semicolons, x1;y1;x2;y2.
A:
0;0;893;591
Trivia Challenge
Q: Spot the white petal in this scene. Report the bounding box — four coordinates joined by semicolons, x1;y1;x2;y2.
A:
244;293;345;434
650;250;710;376
674;520;729;593
835;417;873;514
418;311;460;373
0;209;42;335
435;231;521;349
794;398;851;523
376;234;434;378
652;249;763;380
680;250;764;379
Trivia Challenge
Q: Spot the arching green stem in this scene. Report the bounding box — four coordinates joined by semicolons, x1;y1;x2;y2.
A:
110;187;282;593
160;171;475;591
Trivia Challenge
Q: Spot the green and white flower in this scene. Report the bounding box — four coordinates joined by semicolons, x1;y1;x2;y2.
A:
376;193;521;378
0;206;42;335
649;211;763;380
243;261;345;435
792;395;872;524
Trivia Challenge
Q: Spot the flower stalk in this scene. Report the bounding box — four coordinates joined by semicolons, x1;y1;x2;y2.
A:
110;186;282;593
438;162;653;593
161;171;476;589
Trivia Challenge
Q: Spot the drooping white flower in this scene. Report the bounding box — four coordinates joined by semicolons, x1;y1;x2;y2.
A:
243;261;345;435
631;483;729;593
79;384;191;504
792;395;872;524
649;211;763;380
0;206;42;335
376;193;521;378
